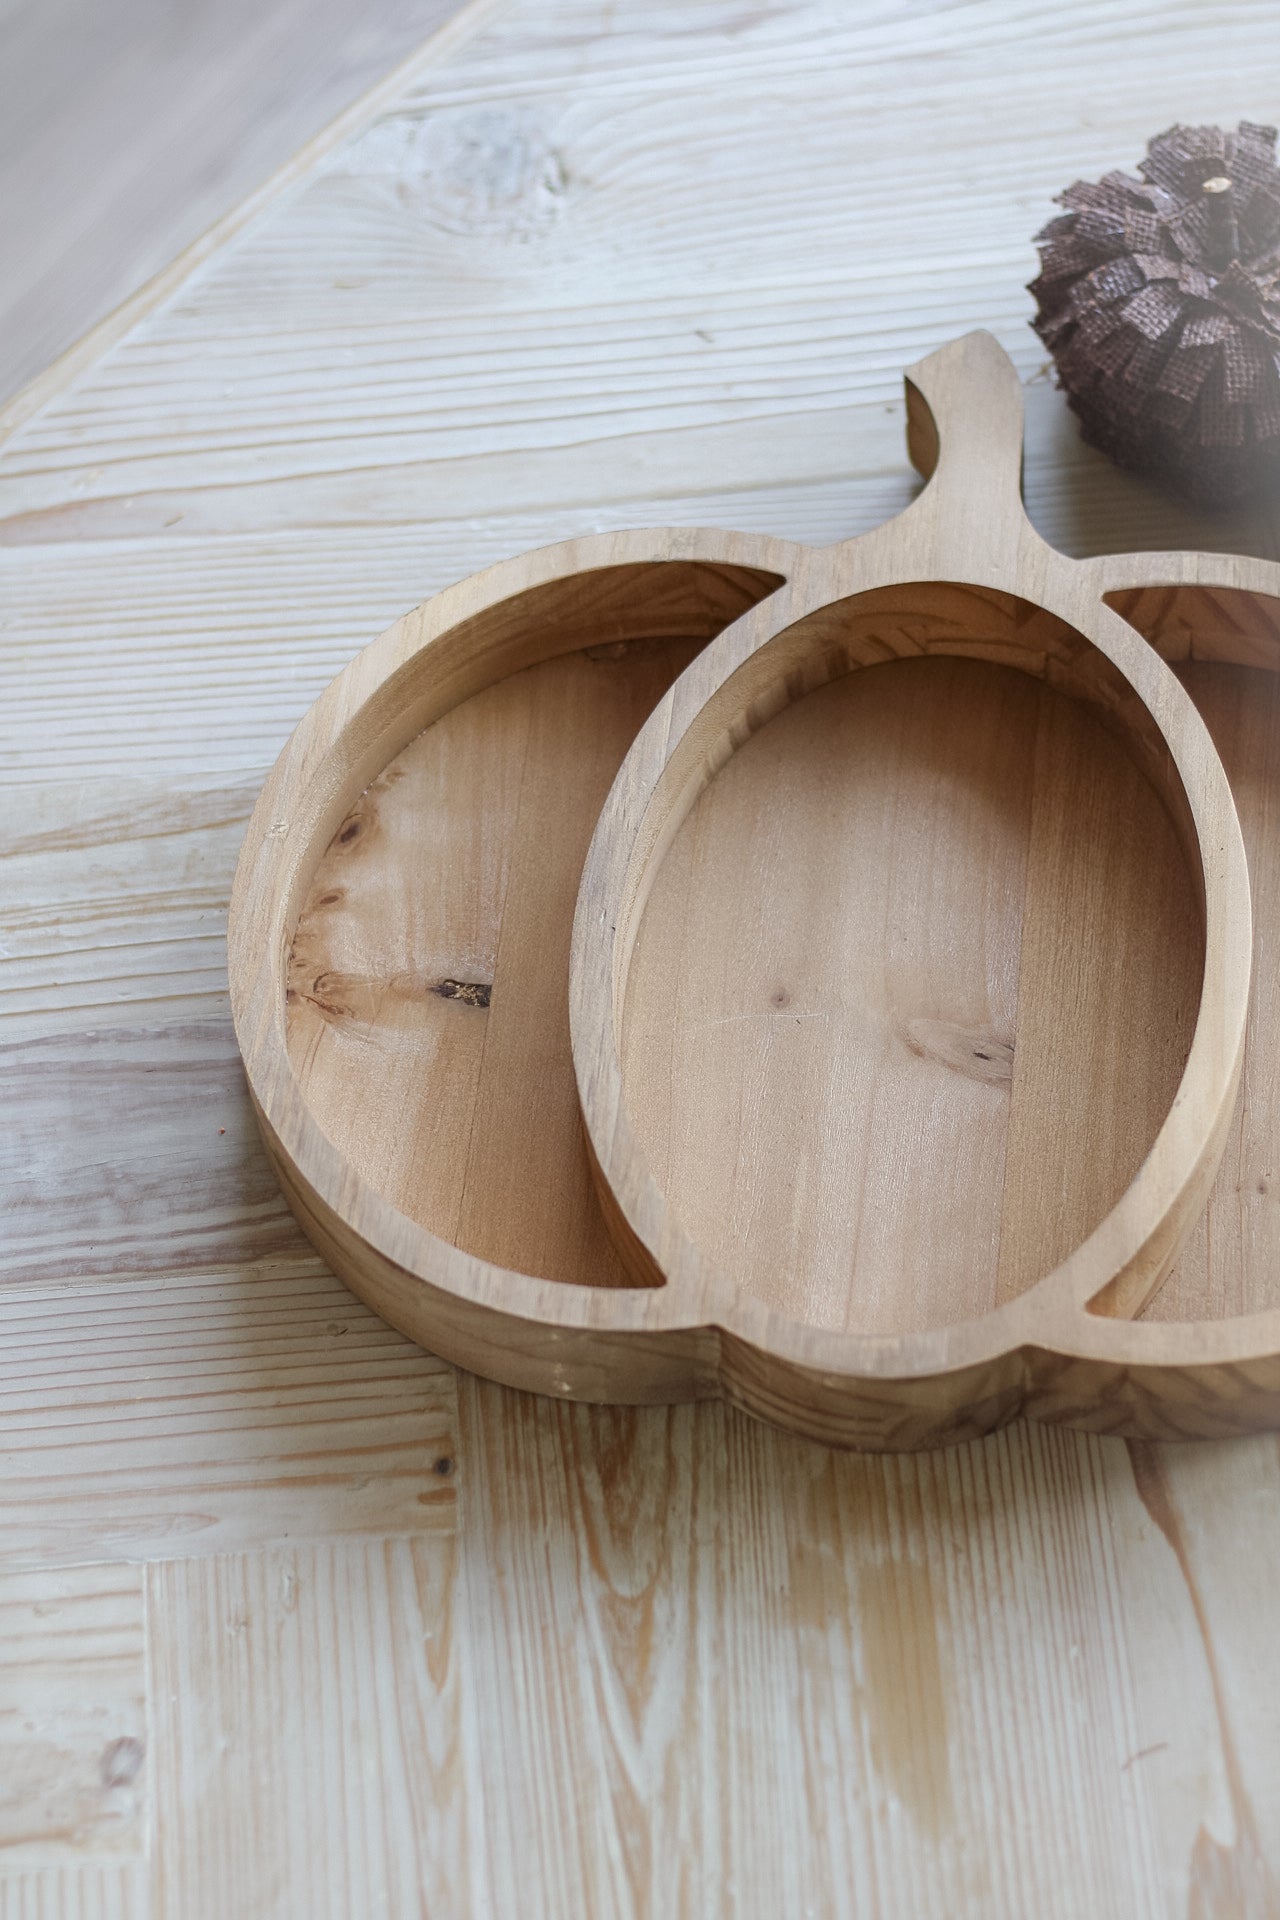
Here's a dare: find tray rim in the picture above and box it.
[568,561,1253,1353]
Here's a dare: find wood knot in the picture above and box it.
[902,1017,1014,1088]
[101,1735,145,1789]
[432,978,492,1008]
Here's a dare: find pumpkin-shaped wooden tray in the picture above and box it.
[230,331,1279,1450]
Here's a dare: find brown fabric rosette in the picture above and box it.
[1030,122,1280,505]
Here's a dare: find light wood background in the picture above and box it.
[0,0,464,404]
[4,1,1280,1913]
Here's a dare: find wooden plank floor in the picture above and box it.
[3,2,1280,1912]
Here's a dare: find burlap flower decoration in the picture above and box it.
[1030,122,1280,505]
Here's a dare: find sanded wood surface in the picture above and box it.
[286,635,705,1289]
[624,653,1201,1331]
[5,0,1280,1912]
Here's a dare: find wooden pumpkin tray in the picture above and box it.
[229,332,1280,1449]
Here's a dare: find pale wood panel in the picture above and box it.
[0,1566,145,1866]
[5,7,1280,556]
[455,1379,1275,1919]
[0,1269,456,1569]
[405,0,1245,98]
[0,1864,145,1920]
[1132,1439,1280,1903]
[5,412,1278,793]
[0,399,916,548]
[1,1020,300,1282]
[0,781,253,1037]
[0,0,466,403]
[147,1541,467,1918]
[0,489,855,785]
[4,376,1269,558]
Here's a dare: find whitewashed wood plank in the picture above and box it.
[147,1541,468,1918]
[1,1019,302,1279]
[0,1269,456,1568]
[406,0,1241,101]
[0,1864,145,1920]
[454,1381,1261,1919]
[1125,1440,1280,1906]
[5,5,1279,535]
[0,481,891,788]
[3,402,1276,790]
[0,0,467,403]
[0,782,254,1034]
[0,349,936,560]
[0,1566,145,1868]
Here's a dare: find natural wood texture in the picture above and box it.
[233,335,1280,1450]
[1156,662,1280,1322]
[0,1566,145,1863]
[285,633,709,1289]
[8,0,1280,1910]
[453,1381,1280,1917]
[0,1267,456,1571]
[228,545,785,1401]
[4,1021,297,1283]
[0,0,468,407]
[0,1865,145,1920]
[147,1541,465,1917]
[623,655,1200,1333]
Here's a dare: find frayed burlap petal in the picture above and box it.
[1030,122,1280,505]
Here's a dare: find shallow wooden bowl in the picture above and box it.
[230,331,1277,1452]
[570,333,1262,1447]
[228,531,798,1398]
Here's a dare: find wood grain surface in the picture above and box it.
[623,652,1201,1332]
[0,0,466,406]
[285,637,705,1290]
[5,0,1280,1911]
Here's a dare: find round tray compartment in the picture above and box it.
[616,642,1202,1342]
[228,533,790,1397]
[568,335,1253,1447]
